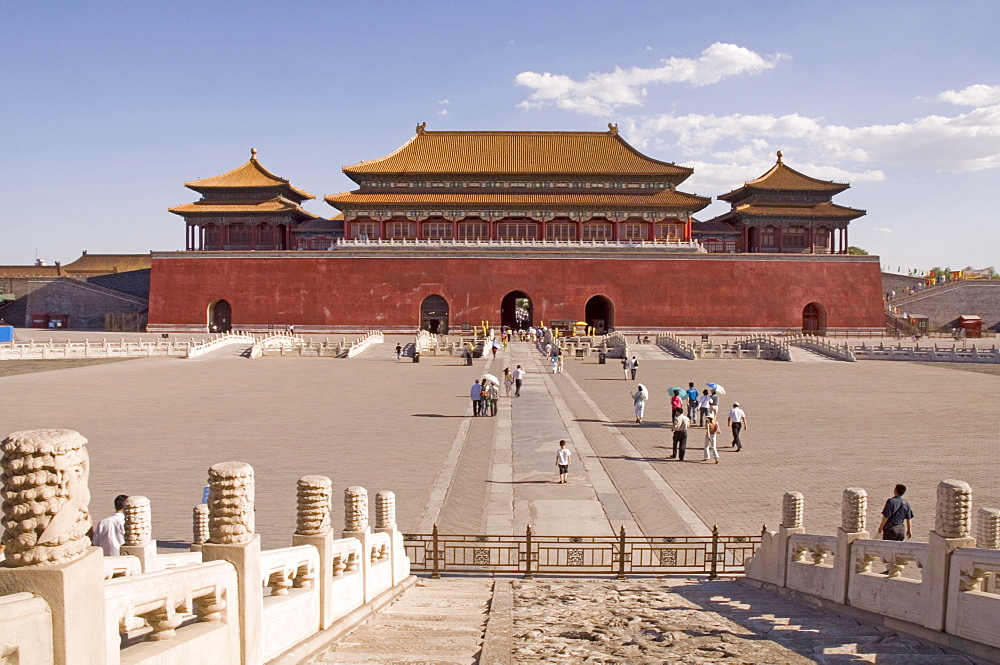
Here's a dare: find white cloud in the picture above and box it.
[873,227,894,233]
[937,84,1000,107]
[515,43,786,115]
[437,109,448,115]
[437,99,450,105]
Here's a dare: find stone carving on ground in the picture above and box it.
[0,428,92,566]
[296,475,332,536]
[206,461,255,544]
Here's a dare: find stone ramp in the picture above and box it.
[309,578,493,664]
[788,345,837,362]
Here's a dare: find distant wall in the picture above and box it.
[149,252,886,332]
[892,281,1000,331]
[24,278,148,329]
[87,269,151,299]
[881,272,925,296]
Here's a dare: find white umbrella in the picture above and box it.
[706,383,726,394]
[482,373,500,385]
[636,384,649,400]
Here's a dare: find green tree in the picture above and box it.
[847,246,869,255]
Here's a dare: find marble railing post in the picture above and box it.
[746,491,805,587]
[375,491,410,585]
[777,491,807,586]
[977,508,1000,550]
[343,486,374,602]
[835,488,869,603]
[191,503,209,552]
[291,475,336,629]
[200,461,260,665]
[120,495,157,572]
[0,429,106,665]
[925,480,976,631]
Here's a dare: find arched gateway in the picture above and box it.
[208,299,232,333]
[420,295,449,334]
[501,291,532,329]
[802,302,826,335]
[585,295,614,333]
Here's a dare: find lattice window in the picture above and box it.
[619,223,647,240]
[545,223,577,241]
[457,222,490,239]
[227,223,251,246]
[582,222,612,240]
[784,226,807,248]
[256,224,274,246]
[655,223,684,240]
[204,225,222,249]
[385,222,416,239]
[422,222,452,239]
[760,225,777,248]
[351,222,380,239]
[497,222,539,240]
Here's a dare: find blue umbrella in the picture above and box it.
[706,383,727,394]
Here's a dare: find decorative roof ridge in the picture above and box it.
[718,151,849,199]
[184,149,315,199]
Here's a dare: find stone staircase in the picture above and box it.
[308,578,493,664]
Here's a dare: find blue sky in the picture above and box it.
[1,1,998,271]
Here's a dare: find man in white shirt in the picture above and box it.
[555,440,572,484]
[512,365,525,397]
[727,403,748,452]
[91,494,128,556]
[669,412,691,461]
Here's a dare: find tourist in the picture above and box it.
[630,356,639,380]
[632,384,648,423]
[487,381,499,417]
[697,389,712,427]
[91,494,128,556]
[670,391,683,420]
[621,357,630,380]
[686,382,699,422]
[470,379,483,416]
[556,353,564,374]
[555,440,572,484]
[727,402,748,451]
[513,365,525,397]
[878,484,914,541]
[551,354,559,373]
[491,341,499,359]
[503,367,513,397]
[710,390,720,420]
[703,414,720,464]
[669,411,690,460]
[395,343,402,360]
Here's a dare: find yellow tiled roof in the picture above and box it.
[0,265,68,278]
[729,202,865,219]
[168,199,320,218]
[719,153,848,200]
[185,151,314,199]
[61,253,152,275]
[342,128,693,178]
[325,189,709,209]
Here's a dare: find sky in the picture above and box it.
[1,0,998,272]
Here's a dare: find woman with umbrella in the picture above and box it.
[632,384,649,423]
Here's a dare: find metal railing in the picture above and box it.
[403,525,760,579]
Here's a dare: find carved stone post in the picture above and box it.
[746,491,805,588]
[200,461,261,665]
[291,475,337,629]
[121,495,157,572]
[834,488,869,603]
[375,491,410,585]
[343,486,374,602]
[925,480,976,631]
[191,503,209,552]
[977,507,1000,550]
[0,429,106,665]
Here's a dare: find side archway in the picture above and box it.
[208,299,232,333]
[420,294,449,334]
[585,295,614,333]
[501,291,532,330]
[802,302,826,335]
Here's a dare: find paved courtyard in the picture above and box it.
[1,332,997,548]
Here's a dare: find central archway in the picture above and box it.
[802,302,826,335]
[420,294,449,334]
[501,291,532,329]
[208,299,232,333]
[585,295,614,333]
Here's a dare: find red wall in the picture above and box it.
[148,253,886,331]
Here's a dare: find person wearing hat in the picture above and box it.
[727,402,748,451]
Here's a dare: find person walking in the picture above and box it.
[503,367,513,397]
[550,355,559,373]
[555,440,572,484]
[669,411,690,460]
[727,402,748,451]
[632,384,648,423]
[697,389,712,427]
[686,382,700,423]
[556,353,564,373]
[512,365,525,397]
[621,356,630,380]
[710,389,720,420]
[703,414,720,463]
[91,494,128,556]
[487,381,499,416]
[470,379,483,416]
[878,484,914,541]
[629,356,639,380]
[670,391,683,420]
[395,343,403,360]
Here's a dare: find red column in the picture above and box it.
[844,226,849,253]
[777,226,784,253]
[809,226,815,253]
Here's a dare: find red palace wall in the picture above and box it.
[148,251,886,332]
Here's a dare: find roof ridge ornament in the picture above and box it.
[416,122,427,134]
[251,147,258,160]
[776,150,783,163]
[608,123,619,135]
